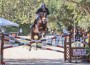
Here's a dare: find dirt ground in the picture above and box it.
[3,46,90,65]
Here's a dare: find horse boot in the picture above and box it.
[43,33,45,37]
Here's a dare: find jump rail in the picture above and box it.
[1,33,88,64]
[1,33,65,65]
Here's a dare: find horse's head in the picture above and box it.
[38,12,47,24]
[39,12,46,18]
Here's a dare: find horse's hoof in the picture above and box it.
[29,49,31,51]
[36,48,37,50]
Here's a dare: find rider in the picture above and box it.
[30,3,49,28]
[36,3,49,20]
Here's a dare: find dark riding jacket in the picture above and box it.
[36,7,49,15]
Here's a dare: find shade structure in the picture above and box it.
[0,18,19,27]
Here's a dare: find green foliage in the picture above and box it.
[19,23,30,35]
[0,0,90,35]
[5,26,18,33]
[85,44,90,58]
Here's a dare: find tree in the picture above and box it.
[0,0,90,35]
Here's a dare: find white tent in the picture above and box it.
[0,18,19,27]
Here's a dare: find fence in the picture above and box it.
[0,33,90,64]
[0,33,65,65]
[64,34,90,62]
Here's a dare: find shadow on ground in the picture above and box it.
[5,59,63,65]
[4,59,90,65]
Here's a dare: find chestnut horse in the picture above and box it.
[31,12,48,40]
[29,12,48,50]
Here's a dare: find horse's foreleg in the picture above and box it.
[29,45,32,51]
[36,43,38,50]
[41,32,44,38]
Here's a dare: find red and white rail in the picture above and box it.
[4,33,31,41]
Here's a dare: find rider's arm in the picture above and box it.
[36,8,41,14]
[46,8,49,15]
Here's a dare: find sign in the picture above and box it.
[73,49,86,56]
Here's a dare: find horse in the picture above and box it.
[31,12,48,40]
[30,12,48,50]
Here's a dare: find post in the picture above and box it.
[0,34,1,64]
[69,34,71,63]
[64,36,66,61]
[88,33,90,47]
[1,33,5,65]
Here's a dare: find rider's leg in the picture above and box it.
[30,19,37,28]
[36,14,40,21]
